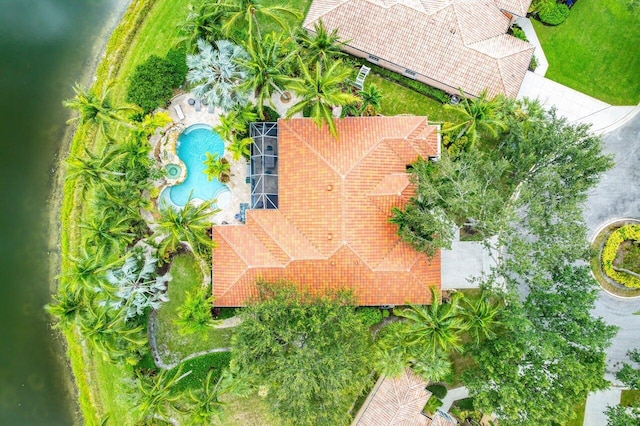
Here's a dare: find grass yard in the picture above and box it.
[532,0,640,105]
[155,253,233,363]
[563,398,586,426]
[366,74,458,122]
[621,389,640,407]
[222,392,279,426]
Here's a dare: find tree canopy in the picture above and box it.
[230,281,373,426]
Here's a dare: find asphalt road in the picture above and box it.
[583,113,640,382]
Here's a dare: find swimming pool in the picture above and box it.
[159,124,231,209]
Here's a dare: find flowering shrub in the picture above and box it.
[602,224,640,288]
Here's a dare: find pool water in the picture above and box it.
[159,124,231,208]
[165,163,181,178]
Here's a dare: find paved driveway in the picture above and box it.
[583,113,640,381]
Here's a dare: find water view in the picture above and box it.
[0,0,129,424]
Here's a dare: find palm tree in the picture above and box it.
[186,39,250,114]
[459,292,503,346]
[286,59,360,138]
[411,349,452,383]
[227,134,253,160]
[186,370,231,425]
[66,145,126,192]
[173,288,217,336]
[77,301,147,362]
[63,82,139,137]
[296,20,346,66]
[80,213,136,253]
[236,32,296,118]
[443,89,507,147]
[136,366,192,421]
[203,152,231,182]
[396,287,469,358]
[152,195,218,262]
[179,3,226,52]
[45,285,87,329]
[215,103,258,141]
[358,84,383,116]
[64,244,123,292]
[217,0,302,41]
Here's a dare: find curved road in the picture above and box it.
[583,113,640,382]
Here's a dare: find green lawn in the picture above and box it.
[621,389,640,407]
[366,74,458,122]
[563,398,586,426]
[155,253,233,363]
[532,0,640,105]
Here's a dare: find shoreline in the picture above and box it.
[46,1,133,423]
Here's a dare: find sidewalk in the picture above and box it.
[584,389,621,426]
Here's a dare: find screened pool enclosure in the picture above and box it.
[249,122,278,209]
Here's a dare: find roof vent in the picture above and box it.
[450,28,456,34]
[327,233,333,240]
[327,184,333,191]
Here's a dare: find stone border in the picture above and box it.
[590,218,640,299]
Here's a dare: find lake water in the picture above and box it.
[0,0,130,424]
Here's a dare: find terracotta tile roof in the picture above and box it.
[212,117,441,306]
[355,369,431,426]
[303,0,534,98]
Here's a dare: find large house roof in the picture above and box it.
[355,369,431,426]
[303,0,534,98]
[212,117,441,307]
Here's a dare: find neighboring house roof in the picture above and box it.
[212,116,441,307]
[354,369,431,426]
[303,0,534,98]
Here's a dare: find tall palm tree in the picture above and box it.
[459,292,503,346]
[64,244,123,292]
[152,196,218,262]
[136,366,192,421]
[77,301,147,362]
[63,82,139,137]
[286,59,360,138]
[217,0,302,41]
[187,39,250,114]
[45,285,87,329]
[227,134,253,160]
[296,20,346,66]
[179,3,226,52]
[215,103,258,141]
[396,287,469,358]
[203,152,231,182]
[236,32,296,119]
[444,89,507,147]
[66,145,126,192]
[79,213,136,254]
[359,84,383,116]
[186,370,231,425]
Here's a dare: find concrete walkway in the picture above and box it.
[440,386,469,412]
[514,17,639,134]
[441,240,496,290]
[584,389,622,426]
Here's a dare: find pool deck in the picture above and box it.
[163,93,251,226]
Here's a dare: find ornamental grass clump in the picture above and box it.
[601,224,640,289]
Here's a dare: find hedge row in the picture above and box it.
[602,224,640,289]
[348,57,450,104]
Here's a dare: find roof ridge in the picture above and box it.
[344,117,426,177]
[374,239,422,271]
[245,214,292,266]
[280,119,346,178]
[250,210,323,260]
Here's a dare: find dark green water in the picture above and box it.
[0,1,129,424]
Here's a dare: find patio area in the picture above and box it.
[155,93,252,225]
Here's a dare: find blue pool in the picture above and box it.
[159,124,231,208]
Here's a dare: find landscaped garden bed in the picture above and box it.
[591,220,640,297]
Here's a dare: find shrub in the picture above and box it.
[601,224,640,289]
[423,394,443,415]
[173,288,216,336]
[169,352,231,391]
[126,48,187,113]
[355,307,383,327]
[426,383,448,399]
[539,3,571,25]
[262,105,280,122]
[510,24,528,41]
[350,57,450,103]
